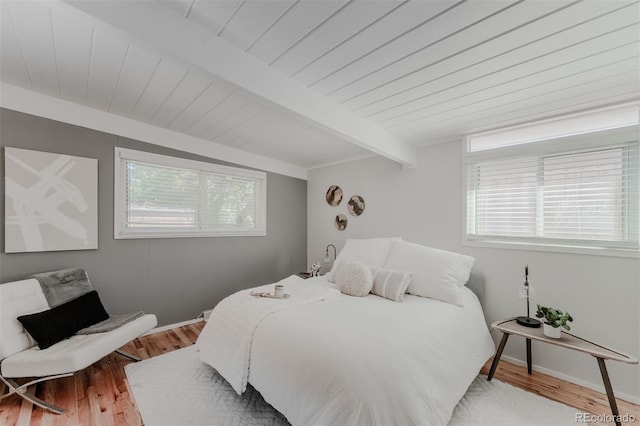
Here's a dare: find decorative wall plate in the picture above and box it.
[335,214,348,231]
[347,195,365,216]
[326,185,343,206]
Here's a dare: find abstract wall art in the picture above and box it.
[4,147,98,253]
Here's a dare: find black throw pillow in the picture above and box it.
[17,290,109,349]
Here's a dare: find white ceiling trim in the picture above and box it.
[59,0,417,168]
[0,83,308,180]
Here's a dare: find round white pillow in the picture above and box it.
[335,260,373,297]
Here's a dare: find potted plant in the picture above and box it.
[535,305,573,339]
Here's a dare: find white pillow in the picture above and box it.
[384,240,474,306]
[371,268,413,302]
[329,237,400,283]
[335,261,373,297]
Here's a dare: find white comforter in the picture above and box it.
[247,276,495,426]
[196,275,340,394]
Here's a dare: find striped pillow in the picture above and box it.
[371,269,413,302]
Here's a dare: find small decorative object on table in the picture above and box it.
[274,285,284,298]
[536,305,573,339]
[310,261,321,277]
[516,265,541,328]
[250,290,290,299]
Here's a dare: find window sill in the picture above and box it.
[114,229,266,239]
[462,238,639,258]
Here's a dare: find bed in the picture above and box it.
[197,238,496,425]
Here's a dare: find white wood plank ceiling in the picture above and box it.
[1,0,638,173]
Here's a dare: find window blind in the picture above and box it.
[126,162,200,229]
[467,103,639,152]
[466,141,639,250]
[115,148,266,238]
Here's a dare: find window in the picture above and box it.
[114,148,266,238]
[464,108,639,255]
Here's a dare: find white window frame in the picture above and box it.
[462,125,639,258]
[114,147,267,239]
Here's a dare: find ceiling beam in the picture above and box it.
[1,83,308,180]
[56,0,417,168]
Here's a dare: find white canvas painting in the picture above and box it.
[4,147,98,253]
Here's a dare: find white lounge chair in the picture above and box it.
[0,277,157,414]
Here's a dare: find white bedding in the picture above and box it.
[198,275,495,425]
[248,276,495,426]
[196,275,340,394]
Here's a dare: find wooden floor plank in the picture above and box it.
[51,375,76,426]
[1,320,638,425]
[16,398,32,426]
[0,393,22,425]
[73,370,91,426]
[480,360,640,423]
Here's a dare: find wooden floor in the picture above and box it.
[1,321,638,425]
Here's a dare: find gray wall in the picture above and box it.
[308,140,640,402]
[0,108,307,326]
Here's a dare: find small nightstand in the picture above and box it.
[488,317,638,426]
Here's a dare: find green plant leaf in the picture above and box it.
[535,305,573,328]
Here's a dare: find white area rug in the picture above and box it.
[125,346,580,426]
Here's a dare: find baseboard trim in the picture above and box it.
[501,355,640,405]
[143,318,204,336]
